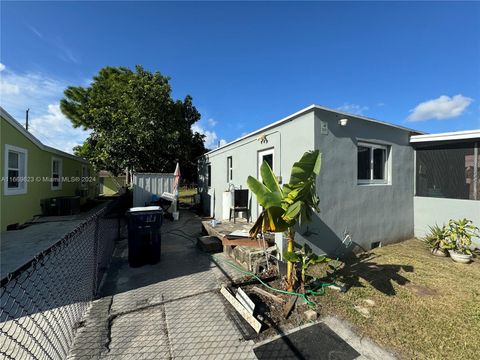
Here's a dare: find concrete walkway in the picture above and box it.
[0,201,110,279]
[68,210,256,360]
[67,210,396,360]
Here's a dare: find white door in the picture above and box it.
[257,148,275,217]
[257,148,274,178]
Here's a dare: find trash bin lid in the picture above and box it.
[128,206,162,213]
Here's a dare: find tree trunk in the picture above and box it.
[286,227,295,291]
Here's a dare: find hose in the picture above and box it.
[165,228,339,306]
[213,253,336,306]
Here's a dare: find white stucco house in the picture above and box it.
[198,104,480,255]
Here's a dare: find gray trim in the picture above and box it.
[204,104,423,156]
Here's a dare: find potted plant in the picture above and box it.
[445,218,479,264]
[423,224,449,257]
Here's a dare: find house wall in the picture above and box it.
[198,111,315,220]
[302,108,415,255]
[1,117,96,230]
[414,197,480,248]
[198,107,416,257]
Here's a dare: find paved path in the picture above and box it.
[0,201,110,279]
[68,211,256,360]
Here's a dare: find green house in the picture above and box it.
[1,107,96,231]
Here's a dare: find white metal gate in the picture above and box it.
[132,173,175,207]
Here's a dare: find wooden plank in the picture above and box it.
[220,287,262,333]
[236,287,255,315]
[283,295,298,319]
[251,286,285,304]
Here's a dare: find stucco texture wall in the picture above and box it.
[414,196,480,248]
[198,108,416,257]
[305,108,415,255]
[198,111,315,220]
[1,118,96,230]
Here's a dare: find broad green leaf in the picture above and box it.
[283,201,303,222]
[260,161,283,196]
[289,150,321,185]
[247,176,282,208]
[283,251,301,263]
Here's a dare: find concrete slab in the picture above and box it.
[197,235,223,253]
[68,210,396,360]
[68,210,256,359]
[254,318,397,360]
[1,220,84,279]
[0,201,111,279]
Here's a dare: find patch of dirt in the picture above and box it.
[231,271,323,342]
[404,283,439,296]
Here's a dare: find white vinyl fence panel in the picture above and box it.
[133,173,175,207]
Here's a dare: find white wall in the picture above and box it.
[414,196,480,248]
[198,111,315,220]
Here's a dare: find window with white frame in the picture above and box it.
[227,156,233,182]
[51,157,62,190]
[4,145,28,195]
[357,142,389,184]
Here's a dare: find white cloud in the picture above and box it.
[192,124,226,149]
[407,94,473,121]
[337,103,369,116]
[27,25,80,64]
[0,63,5,72]
[0,66,89,153]
[28,25,44,40]
[207,118,217,127]
[29,104,90,153]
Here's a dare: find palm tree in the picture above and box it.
[247,150,321,291]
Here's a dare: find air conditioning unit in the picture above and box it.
[41,196,81,216]
[77,189,89,198]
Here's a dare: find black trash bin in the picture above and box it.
[127,206,163,267]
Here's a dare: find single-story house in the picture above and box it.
[198,104,479,255]
[1,107,96,231]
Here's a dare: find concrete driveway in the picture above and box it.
[68,210,256,360]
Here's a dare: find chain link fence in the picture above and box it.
[0,195,129,360]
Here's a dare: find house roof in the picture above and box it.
[204,104,423,156]
[0,106,89,163]
[410,129,480,143]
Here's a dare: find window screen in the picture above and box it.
[416,141,478,200]
[357,146,370,180]
[357,142,388,183]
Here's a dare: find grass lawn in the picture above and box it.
[317,239,480,359]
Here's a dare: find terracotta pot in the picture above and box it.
[431,248,448,257]
[448,250,473,264]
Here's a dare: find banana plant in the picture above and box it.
[247,150,321,291]
[283,242,330,293]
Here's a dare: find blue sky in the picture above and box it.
[1,1,479,152]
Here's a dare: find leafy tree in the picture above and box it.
[247,150,321,291]
[60,65,206,182]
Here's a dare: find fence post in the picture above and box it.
[92,213,100,296]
